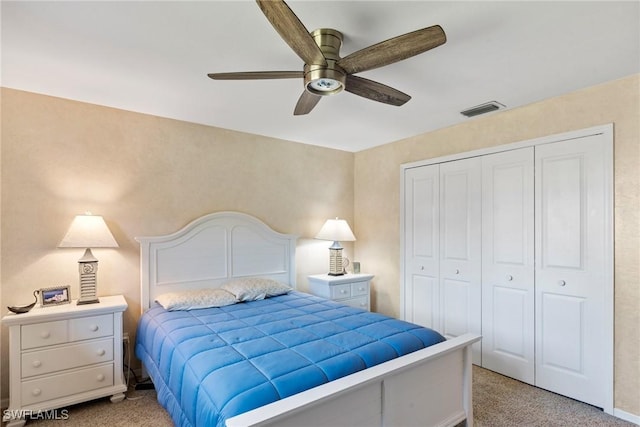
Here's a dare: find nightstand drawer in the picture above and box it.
[22,363,114,405]
[22,320,68,350]
[351,282,369,296]
[70,314,113,341]
[330,283,352,300]
[343,296,369,310]
[22,338,114,378]
[308,274,374,312]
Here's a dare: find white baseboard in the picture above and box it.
[614,407,640,425]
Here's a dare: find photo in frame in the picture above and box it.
[39,285,71,307]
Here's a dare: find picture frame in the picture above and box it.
[39,285,71,307]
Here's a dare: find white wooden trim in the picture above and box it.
[400,124,614,414]
[401,124,613,170]
[602,124,615,415]
[399,166,408,321]
[613,408,640,425]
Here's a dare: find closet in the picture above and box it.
[400,126,613,412]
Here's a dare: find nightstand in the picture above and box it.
[2,295,128,427]
[308,273,374,311]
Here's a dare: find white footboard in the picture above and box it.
[226,333,481,427]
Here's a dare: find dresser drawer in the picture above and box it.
[330,283,352,300]
[21,363,114,405]
[351,282,369,296]
[70,314,113,341]
[22,320,68,350]
[22,338,114,378]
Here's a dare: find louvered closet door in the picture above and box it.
[535,134,611,408]
[403,165,440,330]
[439,157,482,365]
[481,148,535,384]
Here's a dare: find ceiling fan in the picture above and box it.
[208,0,446,115]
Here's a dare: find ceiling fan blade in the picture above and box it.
[337,25,446,75]
[256,0,327,66]
[294,90,322,115]
[208,71,303,80]
[345,75,411,106]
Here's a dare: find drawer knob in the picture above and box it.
[97,349,106,356]
[40,331,51,339]
[358,287,365,291]
[506,275,513,281]
[340,290,347,294]
[90,325,99,332]
[32,388,42,396]
[558,280,566,286]
[32,360,42,368]
[455,269,460,275]
[97,374,105,382]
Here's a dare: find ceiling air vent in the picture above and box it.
[460,101,505,118]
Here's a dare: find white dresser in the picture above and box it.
[2,295,128,427]
[307,273,374,311]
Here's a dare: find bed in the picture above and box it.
[135,211,480,427]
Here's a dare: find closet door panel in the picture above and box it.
[442,278,471,337]
[403,165,440,330]
[439,157,482,364]
[535,134,611,408]
[481,148,535,384]
[410,276,439,329]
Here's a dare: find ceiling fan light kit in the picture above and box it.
[304,29,345,96]
[208,0,446,115]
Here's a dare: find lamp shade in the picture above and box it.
[58,214,118,248]
[315,218,356,242]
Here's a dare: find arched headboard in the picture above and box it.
[136,212,297,312]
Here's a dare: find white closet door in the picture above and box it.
[439,157,482,364]
[403,165,440,330]
[535,134,611,408]
[481,148,535,384]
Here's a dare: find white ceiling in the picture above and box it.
[2,1,639,152]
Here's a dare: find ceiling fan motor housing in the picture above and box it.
[304,28,346,96]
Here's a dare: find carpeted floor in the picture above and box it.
[472,366,633,427]
[15,366,635,426]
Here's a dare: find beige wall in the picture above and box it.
[0,88,355,399]
[354,74,640,415]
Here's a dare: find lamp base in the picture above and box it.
[78,253,100,306]
[77,297,100,305]
[327,247,345,276]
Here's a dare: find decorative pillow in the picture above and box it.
[221,277,292,302]
[155,288,237,311]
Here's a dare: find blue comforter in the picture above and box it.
[136,291,445,427]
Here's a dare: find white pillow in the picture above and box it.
[221,277,292,302]
[155,288,237,311]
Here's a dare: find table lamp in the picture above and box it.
[315,218,356,276]
[58,213,118,304]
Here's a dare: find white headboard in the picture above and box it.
[136,211,297,312]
